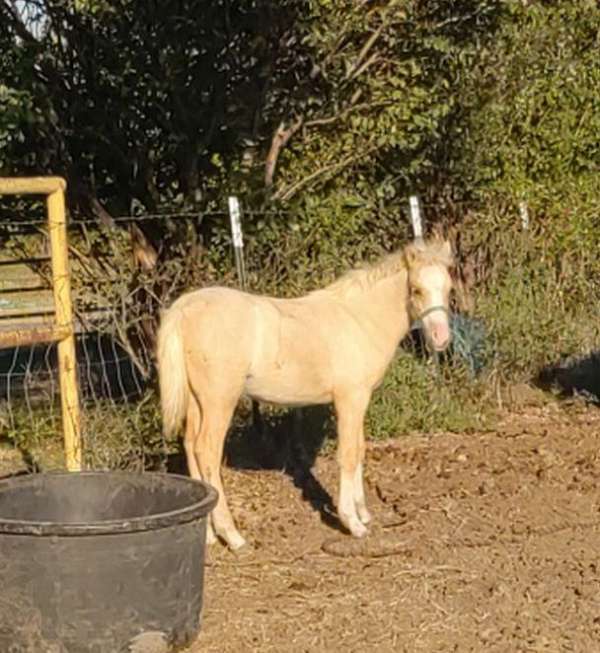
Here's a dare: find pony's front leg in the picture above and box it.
[334,390,371,538]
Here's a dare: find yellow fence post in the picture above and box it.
[47,184,82,471]
[0,176,82,471]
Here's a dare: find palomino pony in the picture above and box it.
[157,238,453,549]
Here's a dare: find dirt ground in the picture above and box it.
[1,399,599,652]
[188,401,600,653]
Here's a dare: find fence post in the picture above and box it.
[227,196,247,289]
[47,184,82,471]
[0,177,82,471]
[227,197,266,434]
[409,195,424,240]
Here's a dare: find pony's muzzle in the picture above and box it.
[423,315,451,352]
[431,327,451,351]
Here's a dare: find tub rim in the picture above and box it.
[0,471,218,537]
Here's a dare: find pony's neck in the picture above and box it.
[337,269,411,349]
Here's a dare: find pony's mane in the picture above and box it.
[323,251,406,297]
[321,239,452,298]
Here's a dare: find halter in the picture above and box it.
[412,305,449,330]
[418,305,449,321]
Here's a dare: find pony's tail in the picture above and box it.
[156,305,188,437]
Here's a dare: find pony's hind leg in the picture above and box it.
[194,396,246,550]
[184,398,217,545]
[334,389,371,538]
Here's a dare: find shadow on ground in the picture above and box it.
[159,402,342,533]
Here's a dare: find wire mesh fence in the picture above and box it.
[0,208,169,472]
[0,321,168,472]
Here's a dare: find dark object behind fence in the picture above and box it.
[536,352,600,404]
[0,333,146,407]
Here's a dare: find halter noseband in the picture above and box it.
[418,305,449,321]
[412,305,449,330]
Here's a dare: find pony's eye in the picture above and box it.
[413,289,423,299]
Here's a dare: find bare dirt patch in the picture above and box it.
[189,403,600,652]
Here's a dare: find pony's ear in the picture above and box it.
[404,240,424,267]
[441,239,453,265]
[428,238,453,267]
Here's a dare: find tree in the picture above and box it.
[0,0,305,218]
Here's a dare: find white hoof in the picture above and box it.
[225,530,247,551]
[341,513,368,538]
[357,505,372,525]
[350,519,368,538]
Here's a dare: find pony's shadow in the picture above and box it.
[162,402,342,532]
[228,403,342,532]
[535,351,600,404]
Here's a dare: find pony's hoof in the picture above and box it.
[226,531,247,551]
[231,541,254,559]
[352,523,368,538]
[346,517,368,538]
[358,507,372,525]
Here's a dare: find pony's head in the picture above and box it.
[404,238,454,352]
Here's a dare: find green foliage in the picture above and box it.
[4,391,176,472]
[0,86,31,164]
[266,0,505,205]
[205,195,413,298]
[0,0,304,212]
[465,208,600,381]
[0,0,507,213]
[448,2,600,201]
[367,349,491,439]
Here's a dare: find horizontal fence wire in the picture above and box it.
[0,211,227,228]
[0,196,494,228]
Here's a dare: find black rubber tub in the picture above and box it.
[0,471,218,653]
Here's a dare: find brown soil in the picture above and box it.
[189,403,600,653]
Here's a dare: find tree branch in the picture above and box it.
[302,98,397,130]
[349,51,381,81]
[90,197,116,229]
[264,117,304,187]
[346,23,384,80]
[130,223,158,272]
[273,146,379,202]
